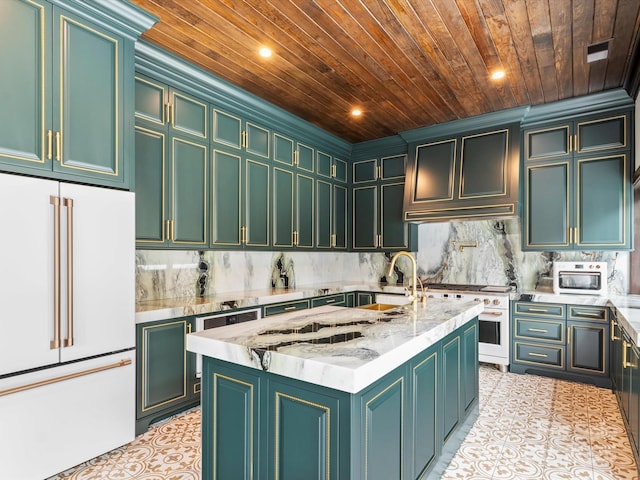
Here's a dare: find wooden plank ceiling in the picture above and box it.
[130,0,640,143]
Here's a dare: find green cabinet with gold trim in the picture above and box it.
[0,0,143,188]
[199,317,479,479]
[522,111,633,251]
[136,317,199,435]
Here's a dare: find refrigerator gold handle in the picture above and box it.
[46,130,53,160]
[50,196,61,349]
[63,198,74,347]
[0,359,132,398]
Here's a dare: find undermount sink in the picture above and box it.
[357,303,401,311]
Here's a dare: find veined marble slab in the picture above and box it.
[186,300,483,393]
[135,282,411,324]
[515,291,610,306]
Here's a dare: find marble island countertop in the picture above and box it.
[186,299,483,393]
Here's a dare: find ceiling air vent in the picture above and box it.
[586,40,610,63]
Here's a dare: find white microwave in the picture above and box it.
[553,261,608,295]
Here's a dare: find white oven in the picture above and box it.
[194,307,261,377]
[426,285,511,372]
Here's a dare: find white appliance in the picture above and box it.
[553,261,608,295]
[425,284,511,372]
[194,308,262,377]
[0,173,136,480]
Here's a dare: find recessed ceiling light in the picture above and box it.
[259,47,272,58]
[351,108,362,117]
[491,70,505,80]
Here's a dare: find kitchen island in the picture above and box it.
[187,298,483,480]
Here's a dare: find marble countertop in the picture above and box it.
[186,299,483,393]
[135,282,406,324]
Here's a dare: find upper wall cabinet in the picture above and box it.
[0,0,154,189]
[135,75,208,141]
[522,110,633,251]
[400,110,525,222]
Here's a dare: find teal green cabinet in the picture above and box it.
[511,301,610,387]
[272,133,315,249]
[211,109,271,249]
[403,122,521,222]
[316,179,348,250]
[136,317,199,435]
[352,154,417,251]
[0,0,139,188]
[135,75,208,141]
[522,112,632,250]
[199,317,479,479]
[263,299,310,317]
[134,124,208,247]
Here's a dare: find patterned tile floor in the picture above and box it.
[49,365,637,480]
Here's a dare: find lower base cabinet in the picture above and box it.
[611,312,640,476]
[135,317,200,435]
[200,318,479,479]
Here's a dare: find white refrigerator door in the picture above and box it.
[0,173,60,375]
[58,183,135,362]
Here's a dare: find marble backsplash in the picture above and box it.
[136,218,630,302]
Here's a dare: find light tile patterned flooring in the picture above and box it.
[49,365,637,480]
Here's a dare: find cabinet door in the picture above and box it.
[380,183,408,249]
[567,321,607,376]
[273,133,294,167]
[412,139,456,202]
[411,349,438,478]
[576,155,629,249]
[246,122,269,159]
[54,8,124,182]
[212,109,241,149]
[332,184,348,249]
[333,157,347,183]
[170,138,207,245]
[170,90,207,139]
[462,322,478,413]
[576,115,627,154]
[381,154,406,180]
[525,125,570,161]
[317,151,332,178]
[0,0,51,169]
[629,343,640,454]
[442,334,461,442]
[272,167,294,248]
[297,143,314,172]
[316,179,333,249]
[245,159,270,247]
[211,149,242,247]
[352,185,378,249]
[135,126,166,244]
[135,76,166,124]
[137,319,190,418]
[524,162,570,249]
[353,159,378,184]
[296,174,314,248]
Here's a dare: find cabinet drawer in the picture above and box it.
[514,302,565,318]
[514,342,564,369]
[568,305,608,323]
[514,318,565,343]
[312,293,345,308]
[263,299,310,317]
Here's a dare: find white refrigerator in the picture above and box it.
[0,173,136,480]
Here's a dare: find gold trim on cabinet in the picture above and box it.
[214,373,254,480]
[47,130,53,160]
[459,128,509,200]
[514,341,565,369]
[50,195,61,350]
[575,154,628,247]
[58,15,119,176]
[55,131,61,162]
[410,138,457,203]
[403,203,515,222]
[524,125,571,161]
[210,148,242,247]
[274,391,330,480]
[575,114,627,154]
[514,318,565,343]
[611,319,621,341]
[352,158,378,184]
[412,351,438,476]
[244,158,271,247]
[134,76,168,125]
[171,91,208,138]
[365,377,404,480]
[140,320,188,412]
[0,359,132,398]
[568,325,606,374]
[63,197,74,347]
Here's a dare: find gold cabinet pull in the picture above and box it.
[165,220,171,241]
[187,323,192,334]
[574,227,578,244]
[55,131,61,161]
[611,320,620,341]
[331,164,336,178]
[240,226,247,244]
[623,340,630,368]
[527,308,549,313]
[528,352,548,358]
[331,233,336,248]
[574,311,601,318]
[527,328,548,333]
[171,220,175,241]
[241,131,247,149]
[284,306,296,311]
[326,299,335,303]
[47,130,53,160]
[63,198,74,347]
[293,150,298,166]
[171,102,175,126]
[50,196,61,350]
[293,230,298,246]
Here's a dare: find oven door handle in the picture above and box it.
[480,311,504,317]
